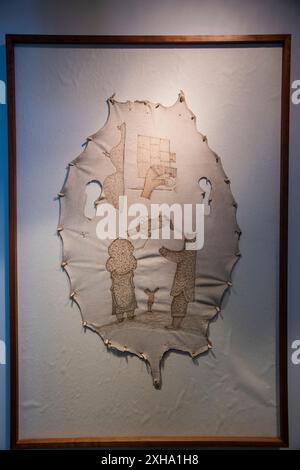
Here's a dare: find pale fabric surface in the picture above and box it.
[58,92,240,387]
[15,46,281,438]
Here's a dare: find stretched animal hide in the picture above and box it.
[58,91,241,388]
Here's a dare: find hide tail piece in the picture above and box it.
[148,353,162,389]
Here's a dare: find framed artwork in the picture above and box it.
[6,34,290,448]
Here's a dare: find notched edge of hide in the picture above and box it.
[93,328,210,389]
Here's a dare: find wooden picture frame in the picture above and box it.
[6,34,291,448]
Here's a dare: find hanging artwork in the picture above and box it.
[9,34,290,448]
[58,91,241,388]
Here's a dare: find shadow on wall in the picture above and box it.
[0,44,9,450]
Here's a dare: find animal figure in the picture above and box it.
[144,287,159,313]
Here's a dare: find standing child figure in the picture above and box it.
[144,287,159,313]
[106,238,138,322]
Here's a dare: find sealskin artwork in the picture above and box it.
[58,91,240,388]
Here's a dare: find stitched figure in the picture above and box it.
[144,287,159,313]
[159,242,196,329]
[106,238,137,322]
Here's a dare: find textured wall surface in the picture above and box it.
[0,0,299,449]
[15,46,280,439]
